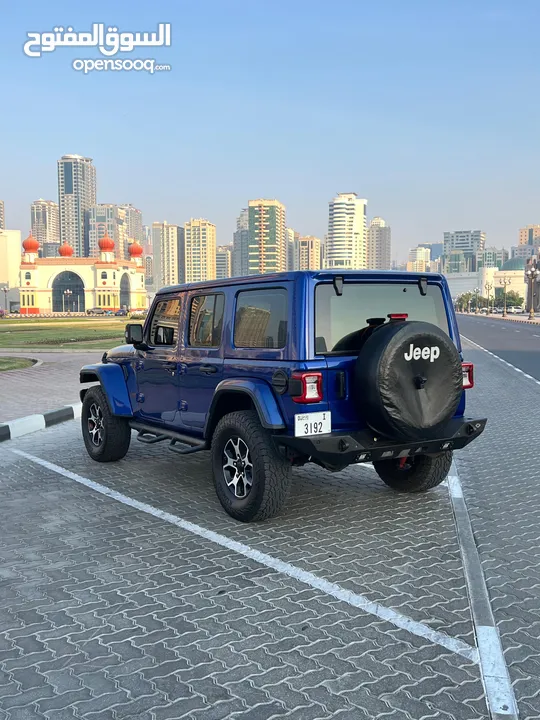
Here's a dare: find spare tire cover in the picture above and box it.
[354,320,463,441]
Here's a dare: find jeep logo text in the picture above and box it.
[404,344,440,362]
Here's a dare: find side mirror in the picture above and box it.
[125,323,146,348]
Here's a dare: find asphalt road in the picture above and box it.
[457,313,540,381]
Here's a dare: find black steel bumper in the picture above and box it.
[275,416,487,469]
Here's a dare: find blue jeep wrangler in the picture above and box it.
[80,271,486,522]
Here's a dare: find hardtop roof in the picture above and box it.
[157,269,446,295]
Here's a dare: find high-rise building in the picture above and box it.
[519,225,540,246]
[232,209,250,277]
[144,255,153,286]
[286,228,300,270]
[407,246,431,273]
[0,229,21,289]
[30,199,60,257]
[418,242,443,261]
[143,225,152,255]
[87,204,129,259]
[152,221,184,288]
[119,204,143,244]
[367,217,391,270]
[476,246,508,270]
[443,230,485,272]
[0,229,22,311]
[184,218,216,283]
[0,200,5,230]
[512,244,540,261]
[325,193,367,269]
[57,154,97,256]
[247,199,287,275]
[216,245,232,279]
[444,250,468,274]
[298,236,321,270]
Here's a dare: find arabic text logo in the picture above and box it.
[23,23,171,58]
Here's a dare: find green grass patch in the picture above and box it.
[0,356,35,371]
[0,318,129,349]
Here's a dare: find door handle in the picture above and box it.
[199,364,218,374]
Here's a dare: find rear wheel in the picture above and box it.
[373,451,452,492]
[81,386,131,462]
[211,410,292,522]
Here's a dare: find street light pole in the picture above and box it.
[485,282,493,314]
[2,286,8,313]
[474,287,480,314]
[525,259,539,321]
[499,276,510,317]
[64,289,73,315]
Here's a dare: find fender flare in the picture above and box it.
[204,378,285,439]
[79,363,133,416]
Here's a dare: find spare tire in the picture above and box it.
[354,320,463,441]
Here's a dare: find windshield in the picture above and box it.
[315,282,449,354]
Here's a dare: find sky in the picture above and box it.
[0,0,539,262]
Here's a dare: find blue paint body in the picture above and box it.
[80,270,469,443]
[79,362,133,416]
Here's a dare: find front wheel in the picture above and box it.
[81,386,131,462]
[211,410,292,522]
[372,451,452,492]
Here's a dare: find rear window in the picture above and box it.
[234,288,288,349]
[315,282,449,354]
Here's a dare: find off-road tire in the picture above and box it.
[373,451,452,492]
[211,410,292,522]
[81,385,131,462]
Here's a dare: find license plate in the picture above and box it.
[294,411,331,437]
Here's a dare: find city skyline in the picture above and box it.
[3,156,538,282]
[1,154,533,267]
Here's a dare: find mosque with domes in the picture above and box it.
[18,231,147,315]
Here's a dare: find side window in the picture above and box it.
[189,294,225,347]
[149,297,181,346]
[234,288,288,349]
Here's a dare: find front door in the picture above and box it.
[179,292,225,429]
[134,295,183,426]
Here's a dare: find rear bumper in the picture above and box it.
[275,416,487,470]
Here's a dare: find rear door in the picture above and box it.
[179,292,225,429]
[315,279,452,433]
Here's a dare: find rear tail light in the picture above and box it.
[462,362,474,389]
[290,372,323,403]
[388,313,408,321]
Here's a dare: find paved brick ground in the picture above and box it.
[457,339,540,720]
[0,346,539,718]
[0,352,99,423]
[1,426,487,718]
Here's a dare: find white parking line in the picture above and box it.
[11,448,478,663]
[448,466,518,719]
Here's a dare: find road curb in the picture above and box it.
[457,312,540,326]
[0,403,82,442]
[0,348,106,354]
